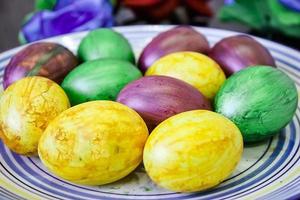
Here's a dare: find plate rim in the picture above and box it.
[0,25,299,60]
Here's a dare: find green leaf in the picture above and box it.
[35,0,57,10]
[218,0,268,30]
[267,0,300,26]
[18,31,27,44]
[218,0,300,38]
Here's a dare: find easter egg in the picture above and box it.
[61,59,142,105]
[38,101,148,185]
[0,76,70,155]
[143,110,243,192]
[214,66,298,142]
[209,35,275,76]
[78,29,135,63]
[3,42,78,89]
[138,26,209,73]
[117,75,211,130]
[145,52,226,99]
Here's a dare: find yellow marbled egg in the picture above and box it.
[145,52,226,99]
[143,110,243,192]
[38,101,149,185]
[0,76,70,155]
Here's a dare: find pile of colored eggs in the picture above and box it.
[0,26,298,192]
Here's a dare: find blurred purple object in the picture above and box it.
[53,0,75,10]
[224,0,235,5]
[280,0,300,12]
[22,0,114,43]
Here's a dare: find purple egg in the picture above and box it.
[138,26,210,73]
[209,35,276,76]
[117,75,211,131]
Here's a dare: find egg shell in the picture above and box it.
[138,26,209,73]
[209,35,276,76]
[214,66,298,142]
[143,110,243,192]
[145,51,226,99]
[3,42,78,89]
[61,59,142,105]
[78,29,135,63]
[38,101,148,185]
[0,76,70,155]
[117,75,211,130]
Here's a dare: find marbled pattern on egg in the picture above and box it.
[62,59,142,105]
[0,76,70,155]
[38,101,148,185]
[145,52,226,99]
[3,42,78,89]
[215,66,298,142]
[143,110,243,192]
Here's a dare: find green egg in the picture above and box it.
[214,66,298,142]
[61,59,142,105]
[78,29,135,63]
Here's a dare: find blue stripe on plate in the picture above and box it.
[229,118,299,199]
[0,187,25,200]
[255,115,300,199]
[0,145,71,200]
[264,176,300,199]
[2,122,289,200]
[0,158,57,200]
[25,136,272,197]
[191,123,293,200]
[208,139,272,183]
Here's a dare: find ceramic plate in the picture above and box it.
[0,25,299,200]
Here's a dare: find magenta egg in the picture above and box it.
[117,76,211,130]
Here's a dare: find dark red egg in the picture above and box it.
[209,35,276,76]
[3,42,78,89]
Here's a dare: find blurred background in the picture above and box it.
[0,0,299,52]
